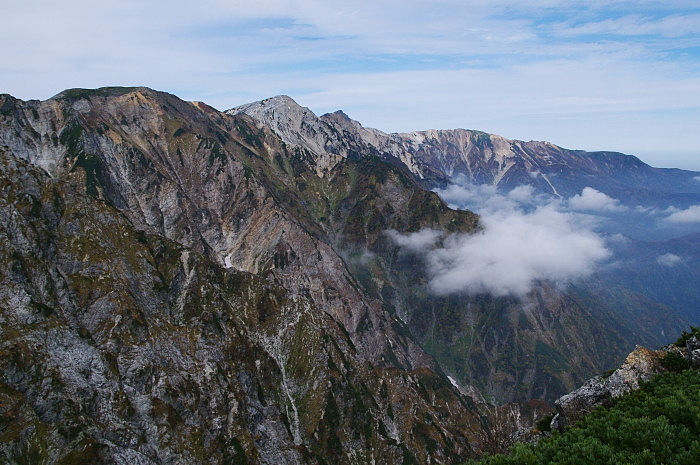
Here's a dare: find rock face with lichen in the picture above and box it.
[0,88,484,464]
[688,336,700,368]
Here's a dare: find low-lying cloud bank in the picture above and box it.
[388,206,609,296]
[569,187,626,212]
[388,182,612,296]
[665,205,700,224]
[657,253,683,267]
[389,179,700,296]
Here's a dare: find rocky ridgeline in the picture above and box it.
[229,95,700,199]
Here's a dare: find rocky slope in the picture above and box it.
[0,88,486,464]
[0,87,453,370]
[0,149,482,464]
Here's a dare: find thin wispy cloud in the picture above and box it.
[550,13,700,38]
[1,0,699,168]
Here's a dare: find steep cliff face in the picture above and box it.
[0,89,489,463]
[0,87,447,370]
[0,146,483,464]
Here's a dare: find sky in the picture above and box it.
[2,0,700,169]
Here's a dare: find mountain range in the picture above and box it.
[1,86,698,464]
[229,95,700,204]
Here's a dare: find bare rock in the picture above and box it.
[551,345,663,429]
[687,336,700,369]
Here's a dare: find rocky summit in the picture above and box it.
[0,87,697,464]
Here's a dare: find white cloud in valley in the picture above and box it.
[665,205,700,223]
[657,253,683,267]
[568,187,626,212]
[389,183,612,296]
[388,228,442,252]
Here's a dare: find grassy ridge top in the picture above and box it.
[51,86,144,101]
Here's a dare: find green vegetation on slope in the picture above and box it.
[467,369,700,465]
[674,326,700,348]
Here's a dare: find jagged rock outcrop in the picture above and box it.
[688,336,700,368]
[551,345,671,429]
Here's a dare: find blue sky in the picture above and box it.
[2,0,700,169]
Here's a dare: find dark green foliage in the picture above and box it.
[0,97,17,116]
[535,340,570,374]
[226,440,249,465]
[471,131,492,150]
[674,326,700,347]
[234,120,265,148]
[59,122,84,155]
[467,369,700,465]
[535,415,553,433]
[660,351,689,372]
[71,152,104,197]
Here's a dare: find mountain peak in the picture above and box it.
[261,94,298,105]
[226,94,309,119]
[226,95,347,173]
[320,109,358,127]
